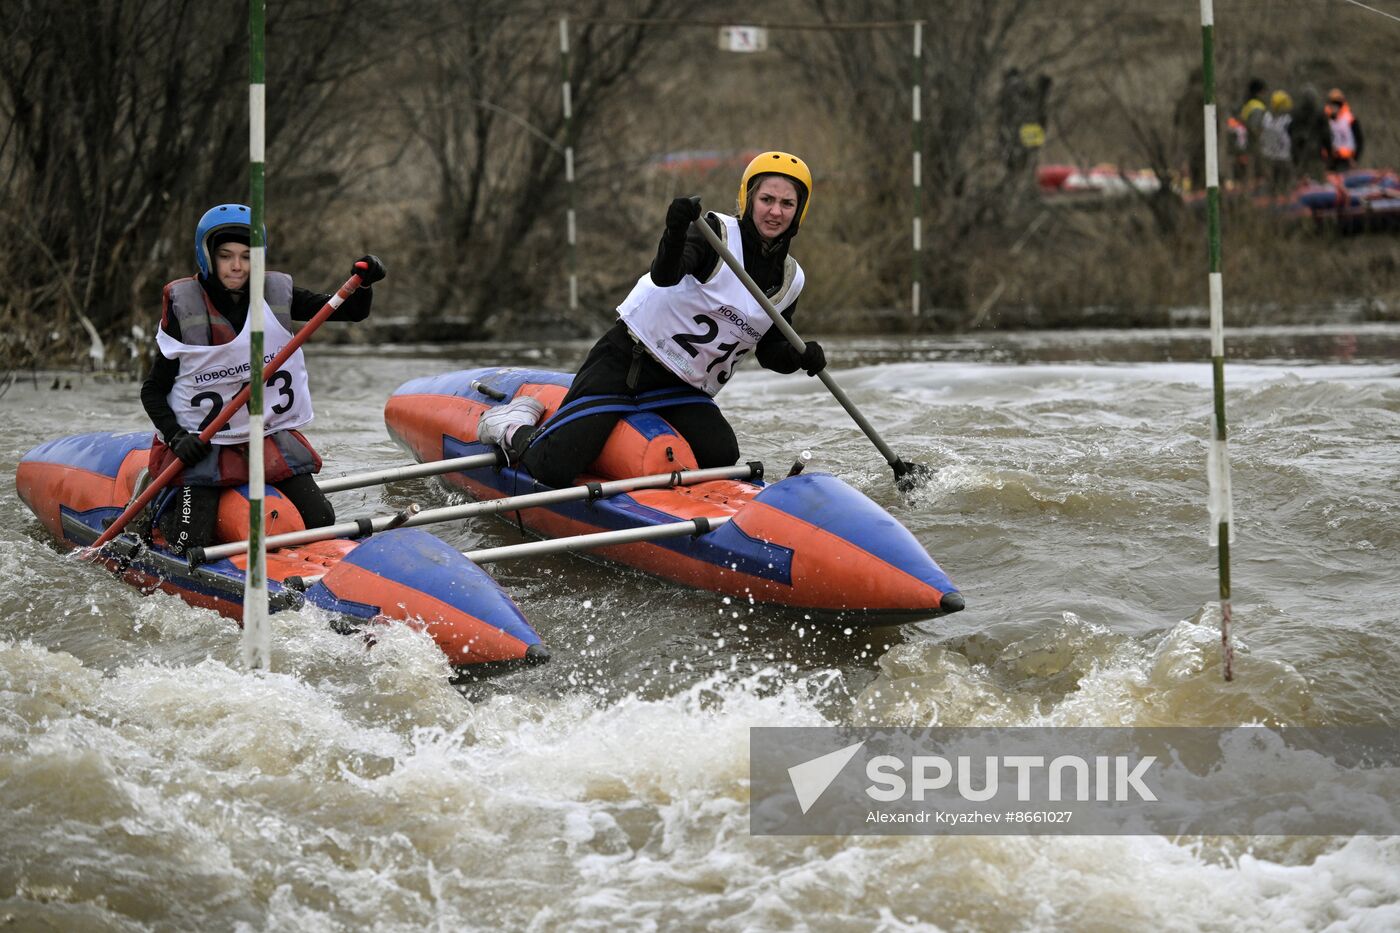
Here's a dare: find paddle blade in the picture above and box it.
[893,459,933,493]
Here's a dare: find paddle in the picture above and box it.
[86,270,367,552]
[690,212,932,492]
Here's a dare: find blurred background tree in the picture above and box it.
[2,0,1395,374]
[0,0,387,370]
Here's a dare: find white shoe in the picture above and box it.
[478,395,544,449]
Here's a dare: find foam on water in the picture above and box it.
[5,642,1399,930]
[4,339,1400,929]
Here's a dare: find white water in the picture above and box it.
[3,331,1399,930]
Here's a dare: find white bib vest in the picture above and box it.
[156,276,314,445]
[1329,112,1356,156]
[1260,112,1292,162]
[617,212,804,396]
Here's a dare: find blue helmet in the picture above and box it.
[194,203,268,277]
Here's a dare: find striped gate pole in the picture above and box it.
[911,20,924,317]
[243,0,271,671]
[559,16,579,313]
[1199,0,1234,681]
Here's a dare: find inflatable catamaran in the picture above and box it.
[385,367,963,622]
[15,431,546,667]
[15,367,961,668]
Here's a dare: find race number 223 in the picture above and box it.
[190,370,295,432]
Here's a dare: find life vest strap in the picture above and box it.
[525,386,715,447]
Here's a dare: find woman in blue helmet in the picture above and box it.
[140,203,384,554]
[478,151,826,488]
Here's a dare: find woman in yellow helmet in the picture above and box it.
[479,151,827,488]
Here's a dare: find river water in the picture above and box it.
[3,325,1399,931]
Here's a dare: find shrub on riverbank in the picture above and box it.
[3,0,1395,373]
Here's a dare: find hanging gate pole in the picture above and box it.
[1198,0,1235,681]
[911,20,924,317]
[559,16,579,314]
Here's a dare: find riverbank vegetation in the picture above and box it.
[3,0,1396,375]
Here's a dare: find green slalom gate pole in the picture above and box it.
[1199,0,1234,682]
[243,0,270,671]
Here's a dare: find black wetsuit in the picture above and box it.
[140,274,372,552]
[516,213,808,489]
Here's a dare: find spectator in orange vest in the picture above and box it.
[1324,87,1364,171]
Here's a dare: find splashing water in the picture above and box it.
[3,331,1399,928]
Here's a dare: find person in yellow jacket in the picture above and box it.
[1227,78,1268,183]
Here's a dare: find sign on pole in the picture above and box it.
[719,25,768,52]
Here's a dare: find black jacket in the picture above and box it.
[648,213,807,374]
[140,273,372,440]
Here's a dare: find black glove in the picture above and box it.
[664,196,702,235]
[798,340,826,377]
[169,430,212,467]
[353,254,386,286]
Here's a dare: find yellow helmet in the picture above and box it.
[1271,90,1292,112]
[737,151,813,224]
